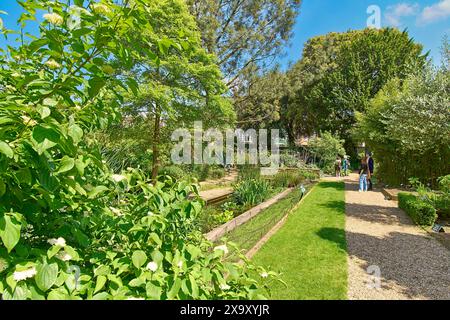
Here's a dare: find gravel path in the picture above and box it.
[344,174,450,300]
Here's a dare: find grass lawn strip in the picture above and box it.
[252,181,347,300]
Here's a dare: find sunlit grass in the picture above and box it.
[252,181,347,300]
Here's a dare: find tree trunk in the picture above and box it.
[151,104,161,182]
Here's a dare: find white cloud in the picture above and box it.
[418,0,450,25]
[385,3,420,27]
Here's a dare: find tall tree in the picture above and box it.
[282,32,354,141]
[234,68,287,129]
[102,0,235,179]
[284,28,427,142]
[186,0,301,89]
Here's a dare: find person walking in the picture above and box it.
[359,156,370,192]
[342,156,350,176]
[335,156,342,178]
[367,152,374,190]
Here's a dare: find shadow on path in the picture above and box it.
[342,174,450,300]
[318,227,450,299]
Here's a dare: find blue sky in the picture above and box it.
[0,0,449,68]
[278,0,450,69]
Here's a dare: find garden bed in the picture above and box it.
[397,191,450,250]
[196,167,317,233]
[204,187,295,242]
[227,185,314,254]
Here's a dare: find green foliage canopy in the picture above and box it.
[353,65,450,186]
[187,0,302,89]
[283,28,427,141]
[0,0,272,300]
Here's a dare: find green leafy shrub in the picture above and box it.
[159,166,186,181]
[434,197,450,218]
[210,168,226,179]
[408,176,450,219]
[436,175,450,218]
[221,201,242,214]
[233,179,272,207]
[0,0,272,300]
[237,165,260,181]
[197,207,235,233]
[271,171,305,188]
[198,165,211,181]
[299,170,319,181]
[353,64,450,186]
[280,153,298,167]
[398,193,437,226]
[308,132,346,174]
[438,175,450,195]
[271,172,291,188]
[188,165,225,181]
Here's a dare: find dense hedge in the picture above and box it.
[398,193,437,226]
[354,68,450,187]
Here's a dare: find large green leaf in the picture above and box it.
[35,262,58,292]
[131,250,147,268]
[87,185,109,199]
[0,141,13,158]
[47,287,68,300]
[37,106,51,119]
[0,214,21,252]
[68,124,83,144]
[167,278,182,299]
[31,126,60,154]
[146,282,162,299]
[56,156,75,174]
[126,78,139,95]
[88,77,106,98]
[32,126,60,144]
[94,275,107,294]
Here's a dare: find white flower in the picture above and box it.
[47,237,66,247]
[177,261,183,268]
[147,211,154,216]
[112,174,126,182]
[13,267,37,281]
[214,244,229,255]
[43,13,64,25]
[219,283,230,290]
[56,252,72,261]
[126,297,144,300]
[21,115,37,126]
[260,272,268,278]
[146,261,158,272]
[45,59,61,69]
[92,3,111,14]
